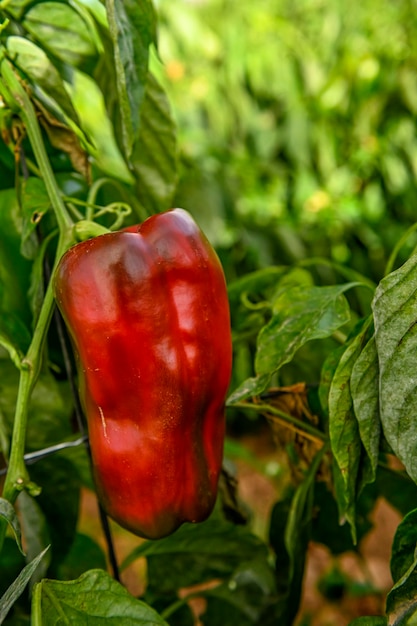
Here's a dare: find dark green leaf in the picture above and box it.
[122,518,270,595]
[372,253,417,483]
[17,492,51,588]
[0,498,24,555]
[0,547,49,625]
[23,2,98,69]
[376,465,417,517]
[31,569,168,625]
[350,334,380,483]
[255,283,355,377]
[387,509,417,625]
[201,558,277,626]
[57,533,107,581]
[28,456,81,573]
[0,313,31,368]
[130,72,177,213]
[105,0,157,158]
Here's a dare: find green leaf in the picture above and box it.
[226,373,270,404]
[328,319,373,542]
[372,253,417,483]
[105,0,157,159]
[23,2,98,69]
[6,36,79,123]
[0,547,50,625]
[350,334,381,483]
[31,569,168,625]
[386,509,417,625]
[0,498,24,555]
[255,283,355,377]
[130,72,177,213]
[122,519,270,594]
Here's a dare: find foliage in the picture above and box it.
[1,1,417,625]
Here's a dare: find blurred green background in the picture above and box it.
[153,0,417,285]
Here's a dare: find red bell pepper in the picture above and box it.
[53,209,232,539]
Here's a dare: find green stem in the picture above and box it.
[0,59,76,550]
[1,59,72,231]
[230,401,327,442]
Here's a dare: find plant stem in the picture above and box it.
[0,60,75,550]
[230,401,327,441]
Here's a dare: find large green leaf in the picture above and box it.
[122,518,271,594]
[105,0,157,159]
[130,72,177,213]
[31,569,168,625]
[372,253,417,483]
[6,36,79,123]
[255,283,355,376]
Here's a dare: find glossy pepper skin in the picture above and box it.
[53,209,232,539]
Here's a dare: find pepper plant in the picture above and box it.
[1,1,417,626]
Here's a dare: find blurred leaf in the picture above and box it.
[227,266,287,306]
[57,533,107,581]
[31,569,168,624]
[0,498,24,555]
[23,2,98,69]
[130,72,177,213]
[255,283,356,377]
[372,253,417,483]
[350,334,380,483]
[387,509,417,625]
[105,0,157,159]
[328,318,373,541]
[0,547,49,625]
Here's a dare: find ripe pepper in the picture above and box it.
[53,209,232,539]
